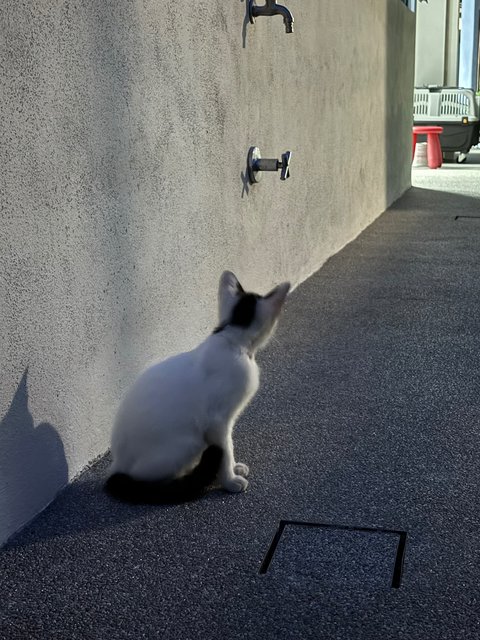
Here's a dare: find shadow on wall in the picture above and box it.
[240,0,249,49]
[0,370,68,546]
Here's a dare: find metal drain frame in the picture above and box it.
[455,215,480,220]
[259,520,407,589]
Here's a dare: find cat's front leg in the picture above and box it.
[207,427,248,493]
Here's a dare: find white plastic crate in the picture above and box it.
[414,88,478,122]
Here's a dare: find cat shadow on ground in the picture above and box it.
[0,369,69,546]
[5,459,151,549]
[5,448,227,550]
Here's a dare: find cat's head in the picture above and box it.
[215,271,290,352]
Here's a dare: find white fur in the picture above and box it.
[109,272,290,493]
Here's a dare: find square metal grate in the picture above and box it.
[260,521,407,589]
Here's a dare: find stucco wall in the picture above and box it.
[0,0,415,544]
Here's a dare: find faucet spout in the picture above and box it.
[277,4,294,33]
[249,0,294,33]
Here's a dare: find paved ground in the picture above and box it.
[1,153,480,639]
[413,146,480,197]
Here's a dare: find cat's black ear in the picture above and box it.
[218,271,244,321]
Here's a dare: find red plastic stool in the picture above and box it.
[412,126,444,169]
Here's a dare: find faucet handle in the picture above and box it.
[280,151,292,180]
[247,146,293,184]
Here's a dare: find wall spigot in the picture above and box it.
[248,0,294,34]
[247,147,292,184]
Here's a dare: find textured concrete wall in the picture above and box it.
[0,0,415,544]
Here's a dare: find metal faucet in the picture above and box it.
[247,147,292,184]
[248,0,294,34]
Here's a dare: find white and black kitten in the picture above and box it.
[105,271,290,503]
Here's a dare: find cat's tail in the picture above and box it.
[104,445,223,505]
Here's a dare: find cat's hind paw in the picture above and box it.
[223,475,249,493]
[233,462,249,478]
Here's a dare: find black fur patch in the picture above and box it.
[230,293,259,328]
[212,323,227,334]
[212,291,260,334]
[105,445,223,505]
